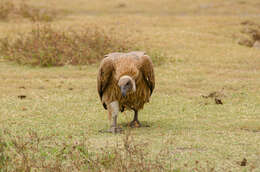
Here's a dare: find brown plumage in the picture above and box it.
[97,51,155,133]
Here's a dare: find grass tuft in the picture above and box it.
[239,20,260,47]
[147,49,167,65]
[18,2,58,22]
[0,24,165,67]
[0,129,178,171]
[0,25,136,66]
[0,0,58,22]
[0,0,15,20]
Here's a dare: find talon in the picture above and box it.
[129,120,141,128]
[99,127,123,134]
[111,127,123,134]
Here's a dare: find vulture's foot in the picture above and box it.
[129,120,141,128]
[99,127,123,134]
[110,126,123,134]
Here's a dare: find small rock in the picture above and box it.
[253,41,260,48]
[18,95,26,99]
[238,38,254,47]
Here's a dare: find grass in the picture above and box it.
[238,20,260,47]
[0,129,177,171]
[0,0,59,22]
[0,0,15,20]
[0,24,138,66]
[0,24,165,67]
[0,0,260,171]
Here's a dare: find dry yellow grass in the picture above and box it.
[0,0,260,171]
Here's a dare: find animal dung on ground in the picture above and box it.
[202,91,218,98]
[202,91,224,105]
[215,98,223,105]
[18,95,26,99]
[18,86,26,89]
[240,158,247,166]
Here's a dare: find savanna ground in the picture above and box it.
[1,0,260,171]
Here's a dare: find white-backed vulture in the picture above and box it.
[97,51,155,133]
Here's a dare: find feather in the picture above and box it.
[139,55,155,95]
[97,51,155,111]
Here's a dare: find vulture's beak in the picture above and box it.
[120,86,127,97]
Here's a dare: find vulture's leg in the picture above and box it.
[107,101,122,133]
[130,110,141,127]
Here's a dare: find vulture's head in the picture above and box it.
[118,75,136,97]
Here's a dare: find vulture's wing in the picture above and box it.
[139,55,155,95]
[97,57,114,108]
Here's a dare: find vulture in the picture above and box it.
[97,51,155,133]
